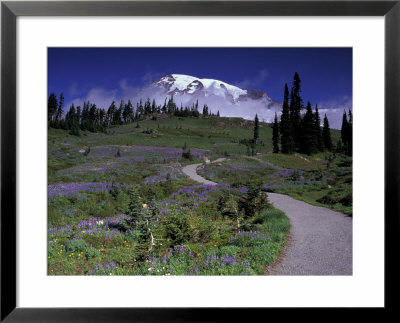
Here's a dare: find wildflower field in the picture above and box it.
[48,116,349,275]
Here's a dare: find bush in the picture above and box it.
[196,216,218,243]
[182,149,193,160]
[164,212,191,246]
[288,170,300,181]
[69,125,81,136]
[238,184,271,218]
[317,189,352,207]
[339,193,352,206]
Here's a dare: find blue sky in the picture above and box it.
[48,48,352,127]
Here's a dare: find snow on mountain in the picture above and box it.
[136,74,282,122]
[155,74,247,101]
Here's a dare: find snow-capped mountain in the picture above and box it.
[137,74,281,122]
[154,74,247,102]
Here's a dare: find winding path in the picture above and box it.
[267,193,352,275]
[181,158,226,186]
[182,159,353,275]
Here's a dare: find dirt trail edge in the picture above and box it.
[181,158,226,186]
[183,158,352,275]
[267,193,352,275]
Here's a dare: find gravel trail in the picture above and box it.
[182,158,226,186]
[182,159,352,275]
[267,193,352,275]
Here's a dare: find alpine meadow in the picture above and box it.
[48,48,352,276]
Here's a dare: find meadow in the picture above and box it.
[48,115,350,275]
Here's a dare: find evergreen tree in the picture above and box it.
[99,108,106,129]
[137,99,144,117]
[107,101,117,126]
[122,100,133,124]
[126,186,142,228]
[76,106,81,126]
[314,105,324,151]
[81,102,90,130]
[340,110,352,155]
[272,112,279,153]
[144,98,151,115]
[322,114,333,151]
[162,98,167,114]
[300,101,317,155]
[202,104,209,116]
[167,96,176,114]
[48,93,58,124]
[280,83,294,154]
[289,72,303,150]
[253,114,259,143]
[114,102,123,125]
[347,109,353,156]
[341,110,349,143]
[65,103,76,129]
[56,93,64,122]
[151,99,157,114]
[88,103,98,131]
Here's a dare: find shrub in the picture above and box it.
[69,125,81,137]
[196,216,218,243]
[164,212,191,246]
[109,182,120,200]
[238,184,271,218]
[288,170,300,181]
[339,193,352,206]
[182,149,193,160]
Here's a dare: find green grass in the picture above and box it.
[260,152,326,170]
[48,201,290,276]
[274,183,353,216]
[48,115,348,275]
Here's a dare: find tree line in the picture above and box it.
[48,93,220,136]
[271,72,352,156]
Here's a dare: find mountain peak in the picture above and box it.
[136,73,280,122]
[154,74,248,101]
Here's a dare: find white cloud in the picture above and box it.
[317,95,352,129]
[234,69,269,89]
[64,87,118,111]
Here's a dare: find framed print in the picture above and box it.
[1,0,399,321]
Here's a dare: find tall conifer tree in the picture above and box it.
[289,72,303,150]
[347,109,353,156]
[253,114,259,143]
[280,83,294,154]
[314,105,324,151]
[300,101,317,155]
[341,110,352,155]
[322,114,332,151]
[272,113,279,153]
[48,93,58,124]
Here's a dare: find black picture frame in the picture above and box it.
[1,0,398,321]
